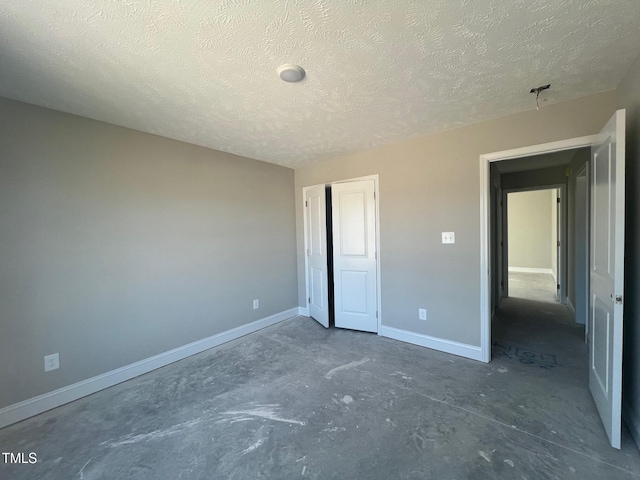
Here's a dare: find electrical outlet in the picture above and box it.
[253,299,259,310]
[44,353,59,372]
[441,232,455,244]
[419,308,427,321]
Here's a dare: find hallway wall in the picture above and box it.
[567,148,590,323]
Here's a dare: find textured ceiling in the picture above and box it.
[1,1,640,168]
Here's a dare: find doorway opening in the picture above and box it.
[506,187,563,304]
[303,175,381,334]
[479,109,626,449]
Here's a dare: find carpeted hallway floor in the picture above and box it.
[1,302,639,479]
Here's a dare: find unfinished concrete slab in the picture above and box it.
[1,302,638,479]
[508,271,558,304]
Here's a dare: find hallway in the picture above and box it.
[492,295,639,472]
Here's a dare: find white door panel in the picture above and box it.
[306,186,329,328]
[333,180,378,333]
[341,271,369,313]
[589,109,625,449]
[339,192,368,255]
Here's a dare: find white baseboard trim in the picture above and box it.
[566,299,576,319]
[623,402,640,453]
[379,325,483,362]
[508,267,554,275]
[298,306,310,317]
[0,307,298,429]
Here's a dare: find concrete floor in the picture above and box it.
[508,271,558,303]
[1,303,639,479]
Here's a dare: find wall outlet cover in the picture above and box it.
[44,353,59,372]
[253,299,259,310]
[419,308,427,321]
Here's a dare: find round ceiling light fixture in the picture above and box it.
[277,64,306,83]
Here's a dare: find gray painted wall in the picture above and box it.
[617,52,640,450]
[295,91,617,347]
[0,98,297,409]
[507,190,554,270]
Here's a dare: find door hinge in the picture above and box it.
[557,284,560,290]
[305,200,308,207]
[615,295,623,305]
[376,311,378,319]
[557,241,561,247]
[557,197,561,203]
[373,191,376,199]
[374,250,377,260]
[308,297,311,304]
[307,248,310,256]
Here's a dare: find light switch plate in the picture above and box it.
[442,232,455,244]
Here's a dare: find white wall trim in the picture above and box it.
[480,135,601,162]
[298,306,310,317]
[0,307,298,429]
[480,134,601,363]
[508,267,554,274]
[379,326,483,362]
[623,402,640,453]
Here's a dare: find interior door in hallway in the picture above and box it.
[332,180,378,333]
[589,109,625,449]
[306,185,329,328]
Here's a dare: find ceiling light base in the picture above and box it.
[277,64,306,83]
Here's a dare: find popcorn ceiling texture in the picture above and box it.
[1,0,639,168]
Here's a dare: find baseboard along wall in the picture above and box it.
[379,325,483,362]
[508,267,554,275]
[0,308,299,429]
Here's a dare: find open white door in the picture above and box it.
[332,180,378,333]
[589,109,625,449]
[306,185,329,328]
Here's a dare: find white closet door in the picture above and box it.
[306,186,329,328]
[332,180,378,333]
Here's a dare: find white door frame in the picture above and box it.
[302,174,382,333]
[479,135,600,362]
